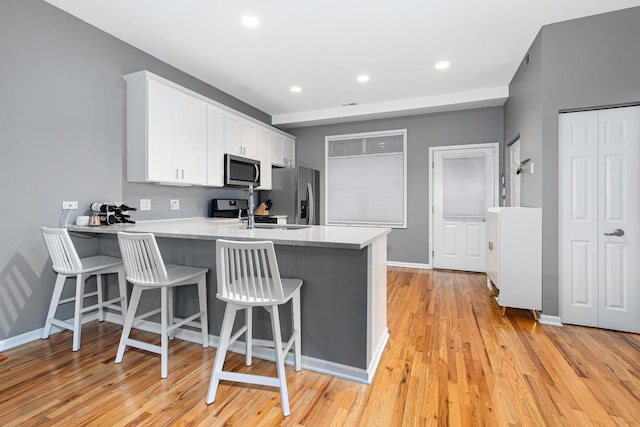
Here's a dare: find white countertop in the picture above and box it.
[68,217,390,249]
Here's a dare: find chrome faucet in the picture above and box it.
[247,184,255,229]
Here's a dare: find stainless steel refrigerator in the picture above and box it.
[265,166,320,225]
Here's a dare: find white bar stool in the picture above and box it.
[41,227,127,351]
[206,239,302,416]
[115,232,209,378]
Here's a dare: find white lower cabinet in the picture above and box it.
[486,207,542,317]
[126,74,207,185]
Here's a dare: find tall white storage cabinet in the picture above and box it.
[486,207,542,318]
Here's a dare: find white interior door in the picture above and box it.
[560,106,640,333]
[509,139,521,207]
[432,145,498,272]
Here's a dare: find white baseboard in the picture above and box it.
[387,261,431,270]
[366,328,389,384]
[0,312,103,352]
[538,314,563,326]
[2,313,378,384]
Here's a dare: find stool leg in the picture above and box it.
[268,304,290,416]
[72,274,85,351]
[117,266,128,317]
[206,303,237,404]
[42,274,67,339]
[160,286,169,378]
[115,285,142,364]
[245,307,252,366]
[96,274,104,322]
[198,276,209,348]
[292,290,302,371]
[167,286,174,340]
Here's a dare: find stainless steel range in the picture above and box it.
[211,199,281,224]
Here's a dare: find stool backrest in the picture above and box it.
[216,239,285,304]
[41,227,82,274]
[117,232,168,285]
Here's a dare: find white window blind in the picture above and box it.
[325,130,407,228]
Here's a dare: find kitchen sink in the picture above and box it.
[247,223,312,230]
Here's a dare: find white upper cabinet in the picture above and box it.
[269,132,284,167]
[126,74,207,185]
[206,104,224,187]
[124,70,294,187]
[256,125,271,190]
[283,136,295,168]
[224,112,257,159]
[270,133,296,168]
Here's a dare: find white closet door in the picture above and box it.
[597,107,640,332]
[560,106,640,333]
[560,111,599,327]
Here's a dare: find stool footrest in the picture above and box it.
[48,318,74,332]
[216,371,280,388]
[122,338,161,355]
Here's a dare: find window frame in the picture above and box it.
[324,128,408,228]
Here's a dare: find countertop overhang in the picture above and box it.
[68,218,390,250]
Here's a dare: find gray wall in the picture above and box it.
[0,0,269,340]
[503,6,640,316]
[289,107,504,264]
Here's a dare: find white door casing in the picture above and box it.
[560,106,640,333]
[430,144,499,272]
[509,139,521,207]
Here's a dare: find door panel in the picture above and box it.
[432,145,498,272]
[561,111,599,327]
[597,106,639,332]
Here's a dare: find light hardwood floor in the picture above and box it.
[1,268,639,425]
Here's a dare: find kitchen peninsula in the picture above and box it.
[69,218,390,383]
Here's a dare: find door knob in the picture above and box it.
[604,228,625,237]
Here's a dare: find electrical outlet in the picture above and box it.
[140,199,151,211]
[62,201,78,210]
[170,199,180,210]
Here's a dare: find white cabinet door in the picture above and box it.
[241,120,257,159]
[283,136,295,168]
[269,132,285,167]
[560,106,640,333]
[224,112,243,156]
[173,92,207,184]
[145,79,206,185]
[256,126,271,190]
[146,80,175,182]
[206,104,224,187]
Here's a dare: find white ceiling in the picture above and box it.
[44,0,640,127]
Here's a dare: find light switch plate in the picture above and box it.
[140,199,151,211]
[170,199,180,210]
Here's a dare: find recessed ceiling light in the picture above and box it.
[435,61,450,70]
[242,15,260,28]
[357,75,370,83]
[290,86,302,93]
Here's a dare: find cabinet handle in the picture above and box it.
[181,169,185,180]
[175,169,179,179]
[488,241,494,250]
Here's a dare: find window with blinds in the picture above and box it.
[325,129,407,228]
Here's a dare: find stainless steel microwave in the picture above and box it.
[224,154,261,187]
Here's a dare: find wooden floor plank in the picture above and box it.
[1,267,639,425]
